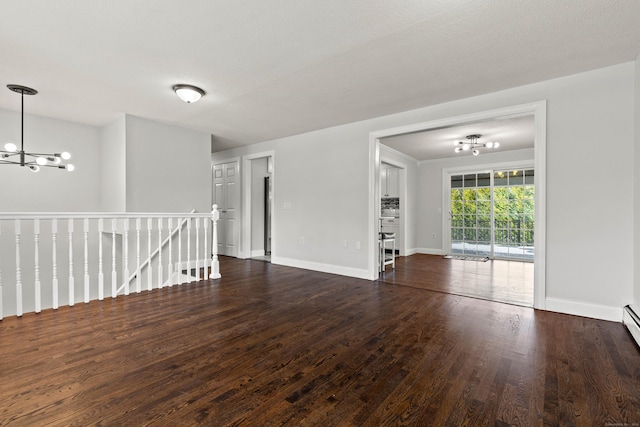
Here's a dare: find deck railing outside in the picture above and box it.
[0,205,222,319]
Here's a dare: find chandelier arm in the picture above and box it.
[0,151,21,157]
[27,152,61,157]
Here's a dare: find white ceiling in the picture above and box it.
[381,115,535,161]
[1,1,639,152]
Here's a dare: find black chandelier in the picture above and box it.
[1,84,74,172]
[453,134,500,156]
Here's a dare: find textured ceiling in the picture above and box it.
[0,1,639,152]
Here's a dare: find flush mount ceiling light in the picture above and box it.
[453,134,500,156]
[1,84,74,172]
[173,84,205,103]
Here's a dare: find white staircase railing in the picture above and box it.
[0,205,222,320]
[116,211,195,295]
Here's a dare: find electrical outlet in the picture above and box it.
[299,236,304,244]
[432,233,437,239]
[355,241,361,250]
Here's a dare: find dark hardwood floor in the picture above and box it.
[0,257,638,426]
[381,254,534,307]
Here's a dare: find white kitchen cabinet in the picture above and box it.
[381,166,399,197]
[386,168,399,197]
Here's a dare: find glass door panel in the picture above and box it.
[450,175,482,256]
[492,169,534,260]
[449,169,534,261]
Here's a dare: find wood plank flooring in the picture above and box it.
[0,257,638,426]
[381,254,534,307]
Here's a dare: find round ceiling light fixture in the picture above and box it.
[173,84,205,103]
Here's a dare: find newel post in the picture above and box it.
[210,204,222,279]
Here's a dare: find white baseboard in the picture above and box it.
[271,256,371,280]
[251,249,265,257]
[415,247,444,256]
[545,297,623,322]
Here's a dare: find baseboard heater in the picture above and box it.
[623,305,640,348]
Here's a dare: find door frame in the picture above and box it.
[242,150,276,260]
[368,101,547,310]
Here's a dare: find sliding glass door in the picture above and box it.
[450,173,491,257]
[449,168,534,261]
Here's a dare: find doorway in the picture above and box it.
[369,102,546,309]
[242,151,275,262]
[379,159,407,257]
[249,157,273,261]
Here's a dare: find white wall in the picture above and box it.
[100,115,126,211]
[213,123,373,278]
[213,62,635,320]
[0,109,102,212]
[0,111,211,215]
[125,115,212,214]
[417,148,534,253]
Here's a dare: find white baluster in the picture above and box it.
[15,220,22,317]
[135,218,141,293]
[83,218,90,303]
[98,218,104,301]
[111,218,117,298]
[123,219,129,296]
[68,219,74,307]
[147,218,153,291]
[157,218,163,288]
[52,219,59,310]
[168,218,173,286]
[0,225,3,320]
[204,217,209,280]
[187,218,192,282]
[178,218,183,285]
[210,205,221,279]
[195,217,200,282]
[34,219,41,313]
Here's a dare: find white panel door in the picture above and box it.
[213,161,239,257]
